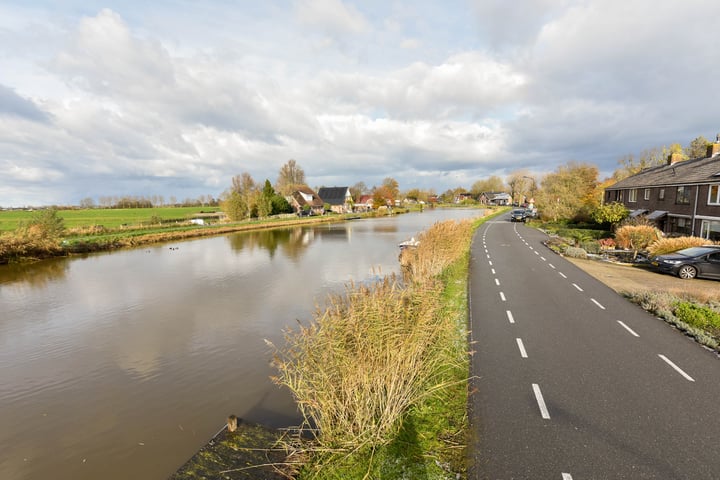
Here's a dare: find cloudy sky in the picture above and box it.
[1,0,719,206]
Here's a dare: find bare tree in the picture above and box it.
[275,159,306,195]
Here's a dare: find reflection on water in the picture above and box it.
[226,227,313,260]
[0,257,69,287]
[0,209,484,480]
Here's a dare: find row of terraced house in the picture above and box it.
[605,136,720,241]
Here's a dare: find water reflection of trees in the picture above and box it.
[226,227,315,261]
[372,225,398,234]
[0,258,69,288]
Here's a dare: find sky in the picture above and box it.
[1,0,719,207]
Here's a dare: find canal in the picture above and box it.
[0,208,483,480]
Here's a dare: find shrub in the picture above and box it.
[581,240,601,254]
[17,208,65,240]
[614,224,662,258]
[592,202,629,226]
[564,246,587,259]
[673,302,720,332]
[598,238,616,250]
[647,236,712,257]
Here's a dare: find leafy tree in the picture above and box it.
[222,172,257,220]
[275,159,306,195]
[372,190,387,209]
[271,194,293,215]
[537,161,599,222]
[471,175,505,197]
[372,177,400,206]
[592,202,629,227]
[685,135,711,159]
[222,191,245,221]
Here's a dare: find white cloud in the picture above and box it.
[52,9,176,100]
[0,1,719,206]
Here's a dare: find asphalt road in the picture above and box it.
[468,216,720,479]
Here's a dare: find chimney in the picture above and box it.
[667,152,684,165]
[707,134,720,157]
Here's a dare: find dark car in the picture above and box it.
[651,246,720,280]
[510,209,527,222]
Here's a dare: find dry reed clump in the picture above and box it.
[270,219,475,456]
[399,219,474,282]
[0,231,64,264]
[647,236,715,257]
[271,278,451,450]
[614,224,662,252]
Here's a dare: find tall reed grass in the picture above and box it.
[269,218,476,474]
[647,236,715,257]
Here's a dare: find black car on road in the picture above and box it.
[510,209,527,222]
[651,245,720,280]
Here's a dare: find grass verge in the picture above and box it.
[623,290,720,352]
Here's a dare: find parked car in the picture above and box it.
[650,246,720,280]
[510,209,527,222]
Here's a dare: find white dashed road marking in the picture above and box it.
[532,384,551,419]
[659,354,695,382]
[506,310,515,324]
[617,320,640,337]
[572,283,583,292]
[591,298,606,310]
[516,338,528,358]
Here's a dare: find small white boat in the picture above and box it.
[398,237,420,249]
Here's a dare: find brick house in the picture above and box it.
[604,138,720,240]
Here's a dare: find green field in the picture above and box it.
[0,206,221,232]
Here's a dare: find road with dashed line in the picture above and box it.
[468,215,720,479]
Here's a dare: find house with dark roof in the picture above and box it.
[287,186,325,216]
[604,138,720,240]
[479,192,512,206]
[317,187,353,213]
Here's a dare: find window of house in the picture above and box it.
[628,189,637,202]
[676,186,691,205]
[708,185,720,205]
[701,220,720,241]
[658,188,665,200]
[671,216,692,235]
[644,189,651,200]
[619,190,624,202]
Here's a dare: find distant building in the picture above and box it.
[317,187,353,213]
[287,186,325,215]
[480,192,511,206]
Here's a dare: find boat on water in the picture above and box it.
[398,237,420,249]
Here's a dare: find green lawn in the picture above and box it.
[0,206,221,232]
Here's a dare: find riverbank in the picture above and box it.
[0,211,375,264]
